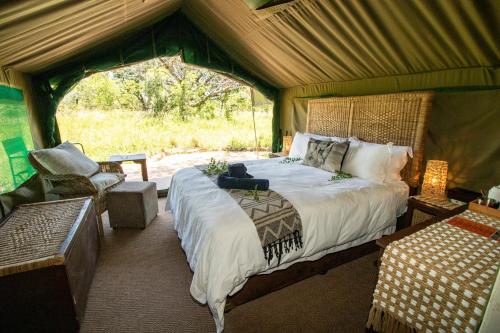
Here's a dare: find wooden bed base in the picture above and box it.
[225,215,407,312]
[225,239,378,312]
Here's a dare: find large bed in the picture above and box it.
[166,92,433,332]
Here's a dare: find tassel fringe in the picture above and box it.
[263,230,303,265]
[366,306,417,333]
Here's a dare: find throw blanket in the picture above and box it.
[367,210,500,333]
[196,165,303,265]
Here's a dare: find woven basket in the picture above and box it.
[0,198,92,277]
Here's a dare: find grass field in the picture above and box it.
[57,109,273,161]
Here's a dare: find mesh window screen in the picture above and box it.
[0,85,35,193]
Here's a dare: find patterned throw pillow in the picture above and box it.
[303,138,349,172]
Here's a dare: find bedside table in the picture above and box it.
[403,194,468,228]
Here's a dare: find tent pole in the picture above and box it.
[252,105,258,159]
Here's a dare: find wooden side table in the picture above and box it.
[109,153,148,181]
[403,194,468,228]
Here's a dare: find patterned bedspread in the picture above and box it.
[367,210,500,333]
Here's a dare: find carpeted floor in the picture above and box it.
[81,198,379,333]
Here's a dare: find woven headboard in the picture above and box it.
[306,92,433,188]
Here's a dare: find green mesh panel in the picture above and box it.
[0,85,36,193]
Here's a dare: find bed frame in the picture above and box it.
[225,91,433,311]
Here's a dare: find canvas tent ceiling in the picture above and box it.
[1,0,498,88]
[183,0,499,88]
[0,0,182,73]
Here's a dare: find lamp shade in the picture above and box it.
[421,160,448,197]
[282,136,292,154]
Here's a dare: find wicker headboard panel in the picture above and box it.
[306,92,433,188]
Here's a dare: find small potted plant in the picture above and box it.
[477,190,488,205]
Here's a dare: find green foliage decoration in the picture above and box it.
[245,185,261,201]
[330,170,353,182]
[204,158,229,176]
[280,157,302,164]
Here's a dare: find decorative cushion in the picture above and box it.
[89,172,125,193]
[303,138,349,172]
[30,142,100,177]
[289,132,347,159]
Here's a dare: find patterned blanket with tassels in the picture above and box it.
[196,166,303,265]
[367,210,499,333]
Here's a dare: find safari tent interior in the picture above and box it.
[0,1,499,332]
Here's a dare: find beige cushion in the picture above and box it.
[31,141,100,177]
[89,172,125,193]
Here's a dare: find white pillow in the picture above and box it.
[289,132,347,159]
[342,141,390,183]
[346,138,412,182]
[288,132,310,159]
[386,145,412,182]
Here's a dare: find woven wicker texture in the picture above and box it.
[422,160,448,197]
[282,135,292,154]
[0,198,88,277]
[412,195,465,210]
[411,209,434,226]
[307,92,433,187]
[368,210,499,332]
[307,97,351,138]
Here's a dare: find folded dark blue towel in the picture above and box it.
[228,163,253,178]
[217,172,269,190]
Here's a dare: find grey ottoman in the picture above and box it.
[106,181,158,229]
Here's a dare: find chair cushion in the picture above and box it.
[89,172,125,193]
[30,142,100,177]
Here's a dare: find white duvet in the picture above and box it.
[166,158,408,332]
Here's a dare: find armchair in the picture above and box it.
[28,142,125,235]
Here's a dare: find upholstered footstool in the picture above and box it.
[106,181,158,229]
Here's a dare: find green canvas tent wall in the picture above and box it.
[0,0,499,196]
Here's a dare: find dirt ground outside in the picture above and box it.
[122,150,270,190]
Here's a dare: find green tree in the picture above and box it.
[61,55,254,120]
[63,73,120,110]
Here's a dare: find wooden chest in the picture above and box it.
[0,198,99,332]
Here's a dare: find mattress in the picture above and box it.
[166,157,409,332]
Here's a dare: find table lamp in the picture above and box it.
[421,160,448,197]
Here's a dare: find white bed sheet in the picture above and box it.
[166,157,408,332]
